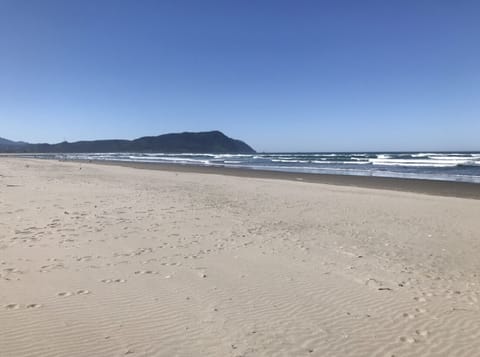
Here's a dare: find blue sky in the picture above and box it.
[0,0,479,152]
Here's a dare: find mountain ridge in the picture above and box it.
[0,137,26,147]
[0,131,255,154]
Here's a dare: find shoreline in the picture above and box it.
[71,159,480,200]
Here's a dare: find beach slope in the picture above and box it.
[1,158,480,356]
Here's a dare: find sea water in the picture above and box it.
[46,152,480,183]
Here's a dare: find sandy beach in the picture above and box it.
[1,158,480,357]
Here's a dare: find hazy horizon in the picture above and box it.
[1,1,479,152]
[1,131,480,154]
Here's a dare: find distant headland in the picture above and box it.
[0,131,256,154]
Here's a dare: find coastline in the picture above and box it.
[76,159,480,200]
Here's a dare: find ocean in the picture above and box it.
[49,152,480,184]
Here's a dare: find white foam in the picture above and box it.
[271,159,309,163]
[368,158,468,167]
[58,152,480,184]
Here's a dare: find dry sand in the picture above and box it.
[1,158,480,357]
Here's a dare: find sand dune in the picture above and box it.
[1,158,480,356]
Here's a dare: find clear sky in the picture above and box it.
[0,0,479,152]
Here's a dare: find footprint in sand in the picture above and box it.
[134,270,157,275]
[26,304,42,309]
[416,329,429,337]
[57,292,73,297]
[365,278,388,290]
[57,289,91,297]
[415,307,427,314]
[101,279,126,284]
[400,336,417,344]
[76,256,92,262]
[3,303,41,310]
[414,296,427,303]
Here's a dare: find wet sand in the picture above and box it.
[84,159,480,200]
